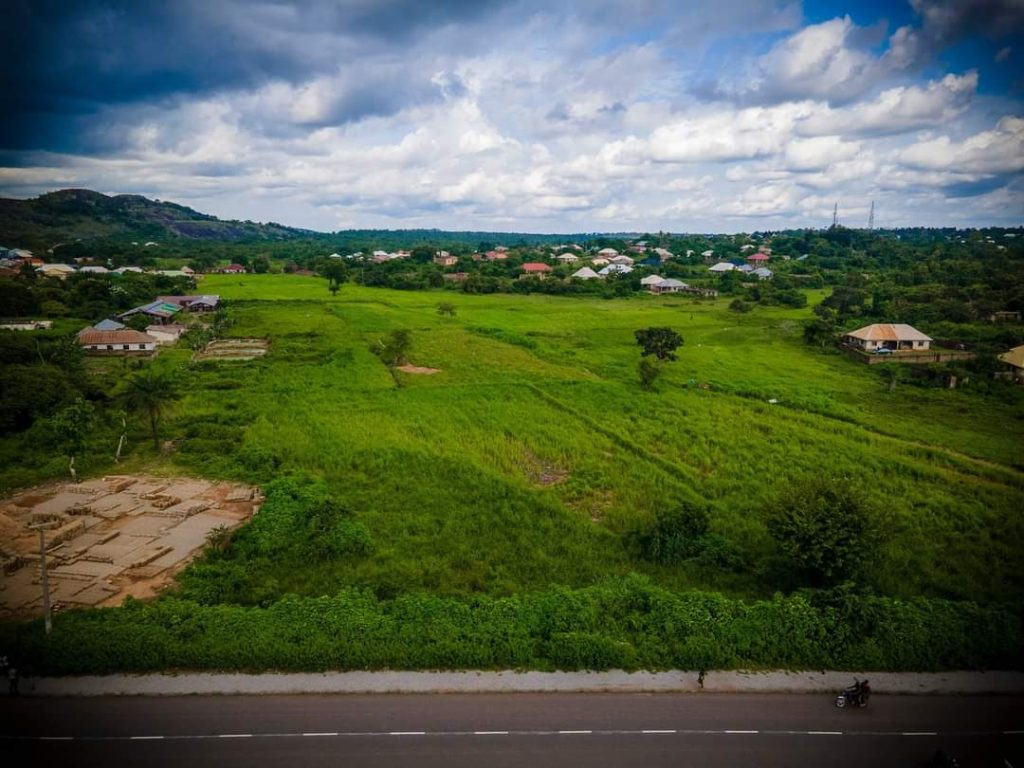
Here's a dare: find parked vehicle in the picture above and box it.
[835,679,871,708]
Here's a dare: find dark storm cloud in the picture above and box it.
[0,0,506,150]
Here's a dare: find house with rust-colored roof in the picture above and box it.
[77,327,157,355]
[520,262,553,279]
[843,323,932,353]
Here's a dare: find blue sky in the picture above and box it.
[0,0,1022,232]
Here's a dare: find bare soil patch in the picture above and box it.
[0,474,261,620]
[396,364,441,374]
[193,338,269,361]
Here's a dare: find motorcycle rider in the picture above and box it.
[849,679,870,706]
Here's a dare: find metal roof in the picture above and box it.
[845,323,932,342]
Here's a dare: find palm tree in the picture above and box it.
[120,368,181,451]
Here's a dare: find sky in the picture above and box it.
[0,0,1022,233]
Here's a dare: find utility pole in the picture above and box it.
[831,203,838,229]
[28,519,59,635]
[867,200,875,231]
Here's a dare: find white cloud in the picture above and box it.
[798,72,978,136]
[899,116,1024,174]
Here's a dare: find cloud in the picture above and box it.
[898,115,1024,174]
[798,72,978,136]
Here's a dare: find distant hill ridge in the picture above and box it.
[0,188,309,247]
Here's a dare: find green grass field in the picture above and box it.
[143,274,1024,605]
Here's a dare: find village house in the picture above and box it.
[0,320,53,331]
[843,323,932,353]
[611,254,635,266]
[520,262,553,279]
[708,262,736,273]
[998,345,1024,383]
[748,252,770,264]
[37,263,76,279]
[598,264,633,276]
[556,253,579,264]
[146,324,187,345]
[571,266,600,280]
[76,327,157,356]
[653,247,674,261]
[752,267,773,280]
[597,247,619,257]
[219,264,246,274]
[118,300,182,324]
[590,257,611,267]
[157,295,220,312]
[640,275,665,288]
[651,278,688,294]
[79,265,109,274]
[433,250,458,267]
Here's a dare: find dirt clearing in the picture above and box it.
[0,475,260,620]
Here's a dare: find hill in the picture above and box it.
[0,189,310,248]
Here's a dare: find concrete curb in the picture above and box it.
[21,670,1024,697]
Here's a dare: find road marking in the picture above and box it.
[18,727,1023,742]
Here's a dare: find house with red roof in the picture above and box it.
[520,262,553,280]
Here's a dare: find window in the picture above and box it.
[123,344,130,350]
[106,345,113,350]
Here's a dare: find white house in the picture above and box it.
[640,275,665,287]
[557,253,580,263]
[591,257,611,267]
[708,262,736,273]
[597,247,619,257]
[571,266,600,280]
[611,254,635,266]
[651,278,688,294]
[145,324,187,345]
[37,263,76,279]
[843,324,932,353]
[752,267,773,280]
[598,264,633,276]
[79,265,109,274]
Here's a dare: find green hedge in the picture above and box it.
[2,575,1020,674]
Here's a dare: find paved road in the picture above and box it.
[2,693,1021,767]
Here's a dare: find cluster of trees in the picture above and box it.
[0,270,192,320]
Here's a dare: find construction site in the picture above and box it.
[0,475,261,619]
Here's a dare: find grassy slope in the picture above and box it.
[160,274,1024,604]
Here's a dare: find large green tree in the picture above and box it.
[765,476,880,587]
[634,327,683,361]
[119,368,181,451]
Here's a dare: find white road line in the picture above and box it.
[724,730,759,734]
[129,736,165,741]
[1004,730,1024,735]
[302,732,339,737]
[807,731,842,736]
[39,736,74,741]
[558,730,593,735]
[642,730,677,734]
[218,733,253,738]
[474,731,509,735]
[902,732,937,736]
[389,731,426,736]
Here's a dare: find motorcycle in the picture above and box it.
[835,679,870,708]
